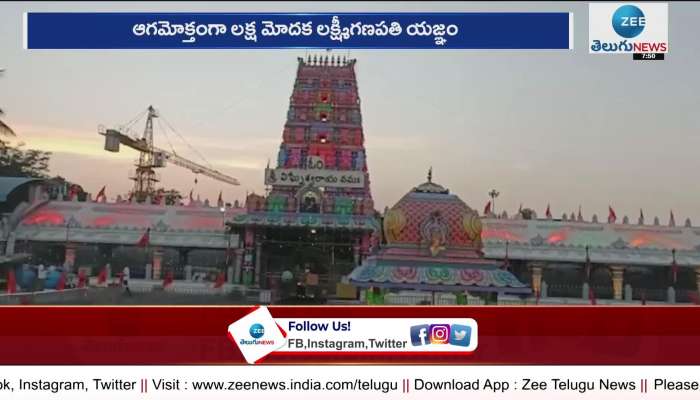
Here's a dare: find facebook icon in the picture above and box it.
[410,324,430,346]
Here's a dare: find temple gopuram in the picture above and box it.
[228,55,379,288]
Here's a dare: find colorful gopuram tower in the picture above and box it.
[230,55,378,288]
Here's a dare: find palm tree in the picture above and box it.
[0,68,16,137]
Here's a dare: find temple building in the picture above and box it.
[3,55,700,305]
[349,171,529,304]
[480,213,700,304]
[228,55,379,289]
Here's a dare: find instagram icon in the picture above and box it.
[429,324,451,344]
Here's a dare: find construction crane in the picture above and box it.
[98,105,239,203]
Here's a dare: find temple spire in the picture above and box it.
[427,167,433,183]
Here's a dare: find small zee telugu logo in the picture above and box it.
[249,323,265,339]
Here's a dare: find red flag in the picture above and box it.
[545,204,552,218]
[163,270,174,288]
[6,269,16,294]
[589,287,597,305]
[217,191,224,208]
[78,270,87,288]
[97,266,107,284]
[136,228,150,247]
[214,272,225,288]
[608,206,617,223]
[57,272,66,291]
[95,186,106,202]
[483,201,492,215]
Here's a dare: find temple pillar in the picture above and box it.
[241,228,255,286]
[610,265,625,301]
[178,248,190,268]
[97,244,113,269]
[5,232,16,256]
[233,249,243,284]
[540,280,548,298]
[255,241,262,286]
[227,265,235,285]
[64,243,77,271]
[667,287,676,304]
[152,247,163,280]
[528,262,545,295]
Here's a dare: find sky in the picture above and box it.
[1,2,699,223]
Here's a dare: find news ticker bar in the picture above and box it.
[1,306,700,365]
[24,12,573,49]
[1,366,700,399]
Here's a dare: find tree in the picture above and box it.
[0,140,51,178]
[0,111,15,137]
[0,69,50,178]
[519,208,536,220]
[0,69,15,137]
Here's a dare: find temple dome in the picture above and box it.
[383,171,482,249]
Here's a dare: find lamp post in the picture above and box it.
[488,189,500,216]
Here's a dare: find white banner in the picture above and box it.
[265,168,365,188]
[276,318,478,353]
[1,366,700,399]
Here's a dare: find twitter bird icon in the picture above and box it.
[449,324,472,347]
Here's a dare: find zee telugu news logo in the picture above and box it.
[237,323,275,346]
[410,324,472,347]
[589,3,668,54]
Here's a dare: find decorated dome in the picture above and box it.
[383,169,482,251]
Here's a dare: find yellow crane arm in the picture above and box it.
[153,147,240,186]
[98,125,239,186]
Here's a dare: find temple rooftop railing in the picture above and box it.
[482,217,700,267]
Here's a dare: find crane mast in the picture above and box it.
[131,105,160,202]
[99,105,240,203]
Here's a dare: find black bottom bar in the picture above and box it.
[633,53,665,61]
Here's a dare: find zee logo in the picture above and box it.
[612,5,646,38]
[249,323,265,339]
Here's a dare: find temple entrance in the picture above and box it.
[258,227,357,296]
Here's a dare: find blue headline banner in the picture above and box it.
[26,12,572,50]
